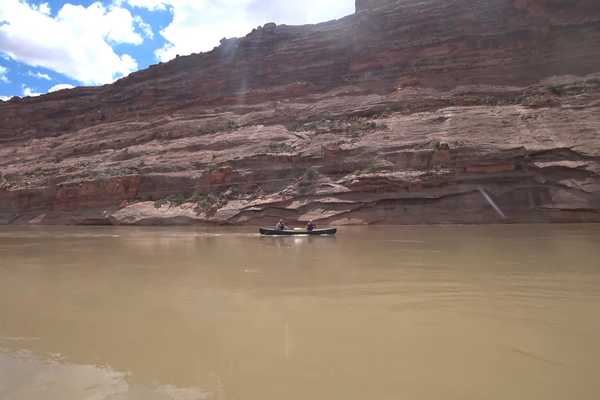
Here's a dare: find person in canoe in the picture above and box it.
[306,220,316,232]
[276,219,288,231]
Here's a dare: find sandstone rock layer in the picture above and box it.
[1,0,599,225]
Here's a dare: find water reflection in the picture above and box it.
[0,351,209,400]
[259,234,337,248]
[0,225,599,400]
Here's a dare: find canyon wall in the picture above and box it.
[0,0,599,225]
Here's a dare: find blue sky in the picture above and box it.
[0,0,355,100]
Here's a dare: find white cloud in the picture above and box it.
[0,1,143,84]
[28,70,52,80]
[35,2,51,15]
[134,15,154,39]
[119,0,168,11]
[49,83,75,92]
[22,86,41,97]
[0,95,10,101]
[124,0,355,62]
[0,65,8,83]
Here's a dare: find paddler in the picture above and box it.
[276,219,287,230]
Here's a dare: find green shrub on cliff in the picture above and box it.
[197,196,213,210]
[548,85,564,96]
[432,141,450,151]
[303,167,319,182]
[207,162,218,173]
[153,193,187,208]
[148,191,227,211]
[154,198,168,208]
[0,174,8,189]
[182,191,220,210]
[365,162,378,174]
[298,167,320,194]
[268,142,295,153]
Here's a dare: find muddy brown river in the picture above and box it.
[1,225,599,400]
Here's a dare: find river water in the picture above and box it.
[0,225,599,400]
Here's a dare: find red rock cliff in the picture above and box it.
[1,0,599,225]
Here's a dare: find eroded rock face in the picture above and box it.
[0,0,599,225]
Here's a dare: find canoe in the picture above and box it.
[259,227,337,236]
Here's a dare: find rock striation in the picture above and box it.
[1,0,599,225]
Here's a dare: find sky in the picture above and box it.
[0,0,355,101]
